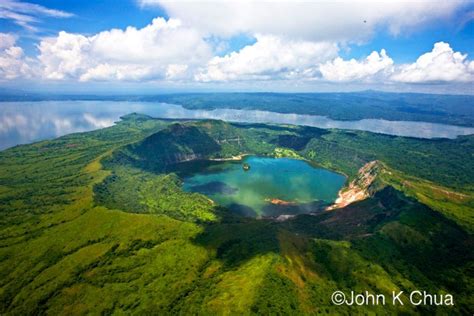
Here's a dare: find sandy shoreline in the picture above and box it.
[208,154,248,161]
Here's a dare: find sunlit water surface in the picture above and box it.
[181,156,346,217]
[1,101,474,150]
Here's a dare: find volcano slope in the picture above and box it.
[0,113,473,315]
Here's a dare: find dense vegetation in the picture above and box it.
[0,114,472,314]
[94,165,217,222]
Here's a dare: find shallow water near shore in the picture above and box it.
[181,156,346,217]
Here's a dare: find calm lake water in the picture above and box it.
[1,100,474,150]
[182,156,346,217]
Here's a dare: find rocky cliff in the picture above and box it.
[327,160,383,210]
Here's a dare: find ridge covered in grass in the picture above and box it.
[0,114,472,314]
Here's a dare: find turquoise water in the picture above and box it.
[182,156,346,217]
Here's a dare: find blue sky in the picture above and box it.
[0,0,473,94]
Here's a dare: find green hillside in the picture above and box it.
[0,114,472,315]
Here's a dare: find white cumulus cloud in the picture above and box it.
[141,0,469,42]
[195,34,338,82]
[1,1,472,91]
[391,42,474,83]
[0,33,34,80]
[37,18,212,81]
[320,49,394,82]
[38,31,90,80]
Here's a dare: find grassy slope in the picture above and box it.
[300,130,474,229]
[0,115,472,315]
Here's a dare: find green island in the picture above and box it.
[0,113,473,314]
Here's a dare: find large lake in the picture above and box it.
[182,156,346,217]
[1,100,474,150]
